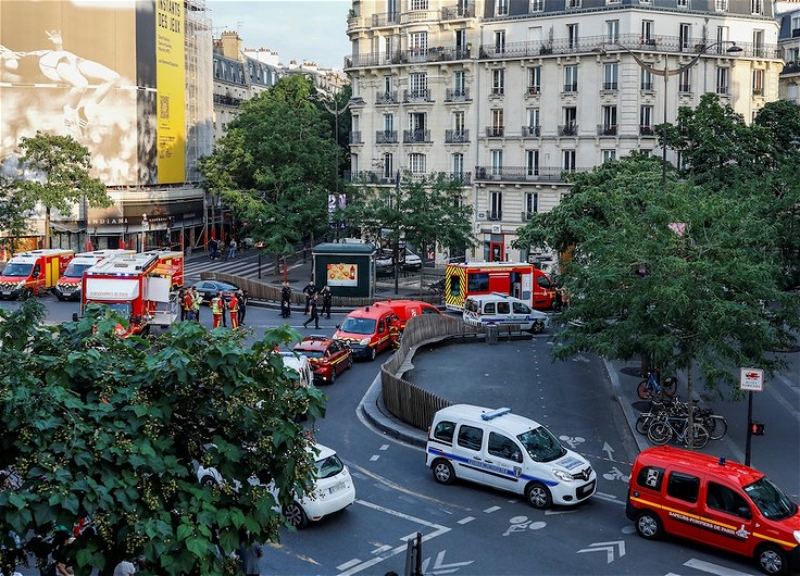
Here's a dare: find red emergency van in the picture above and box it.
[0,249,73,300]
[444,261,556,312]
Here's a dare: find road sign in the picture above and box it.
[740,367,764,392]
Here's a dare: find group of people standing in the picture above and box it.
[178,287,247,330]
[278,279,332,329]
[207,238,239,262]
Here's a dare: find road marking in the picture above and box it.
[380,444,389,451]
[603,442,615,461]
[576,540,626,563]
[336,559,361,571]
[371,545,393,555]
[683,558,757,576]
[356,499,448,529]
[421,550,474,575]
[370,455,379,462]
[457,516,475,524]
[594,491,625,505]
[484,506,501,513]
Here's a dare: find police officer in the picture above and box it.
[280,281,292,318]
[320,285,332,319]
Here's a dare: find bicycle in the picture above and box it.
[647,416,710,449]
[637,370,678,400]
[693,407,728,441]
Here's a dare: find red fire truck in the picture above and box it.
[0,249,74,300]
[443,261,557,311]
[80,251,184,336]
[55,249,136,301]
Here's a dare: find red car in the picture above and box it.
[293,335,353,384]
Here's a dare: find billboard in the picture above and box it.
[155,0,185,184]
[0,0,185,186]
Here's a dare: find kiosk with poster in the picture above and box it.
[312,242,376,298]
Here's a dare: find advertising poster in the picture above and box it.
[155,0,185,184]
[327,263,358,287]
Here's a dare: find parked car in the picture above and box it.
[375,248,422,275]
[192,280,240,302]
[402,249,422,271]
[293,335,353,384]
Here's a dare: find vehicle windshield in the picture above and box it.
[464,299,480,313]
[744,477,798,520]
[296,349,324,359]
[315,453,345,479]
[517,426,566,463]
[1,263,32,277]
[87,302,132,317]
[339,317,376,335]
[63,263,93,278]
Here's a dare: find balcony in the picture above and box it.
[640,125,655,136]
[525,86,541,97]
[445,88,470,102]
[485,126,505,138]
[597,124,617,136]
[487,211,502,221]
[521,125,541,137]
[213,94,242,106]
[350,131,363,144]
[558,124,578,137]
[375,91,399,105]
[376,130,398,144]
[403,89,433,103]
[490,87,505,97]
[641,82,654,91]
[474,165,585,183]
[563,83,578,93]
[403,129,431,143]
[678,84,692,93]
[602,82,618,91]
[441,1,475,19]
[445,171,472,185]
[445,129,469,143]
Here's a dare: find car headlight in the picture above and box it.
[553,469,575,482]
[360,338,371,345]
[793,530,800,545]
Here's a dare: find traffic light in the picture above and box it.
[750,421,765,436]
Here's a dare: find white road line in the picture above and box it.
[683,558,757,576]
[370,455,380,461]
[380,444,389,451]
[457,516,476,524]
[594,491,625,505]
[484,505,501,513]
[356,499,450,529]
[371,545,393,555]
[336,559,362,571]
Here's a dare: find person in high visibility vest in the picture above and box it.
[228,292,240,330]
[211,291,224,328]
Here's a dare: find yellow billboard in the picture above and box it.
[155,0,185,184]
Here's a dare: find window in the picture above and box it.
[454,70,466,95]
[382,153,393,179]
[452,153,464,177]
[566,0,580,8]
[636,466,665,491]
[640,105,654,135]
[410,72,427,96]
[677,0,689,7]
[526,108,540,135]
[715,0,727,10]
[679,23,691,50]
[410,31,428,58]
[384,75,393,94]
[488,432,522,462]
[455,29,467,55]
[490,150,503,176]
[567,24,579,49]
[667,472,700,503]
[679,68,691,92]
[530,0,544,11]
[492,68,505,95]
[411,0,428,9]
[564,65,578,92]
[409,153,426,174]
[528,67,541,93]
[497,301,510,314]
[490,191,503,219]
[384,113,394,132]
[641,68,653,90]
[433,421,455,443]
[604,63,618,90]
[457,424,484,451]
[602,149,616,163]
[751,0,762,14]
[707,482,750,516]
[753,30,764,57]
[564,106,577,127]
[602,105,617,132]
[495,30,506,53]
[497,0,509,15]
[606,20,620,43]
[409,111,425,134]
[642,20,654,43]
[563,150,576,171]
[525,190,539,214]
[526,150,539,176]
[454,110,465,134]
[351,153,358,174]
[753,69,764,95]
[468,273,489,292]
[512,302,531,314]
[492,109,504,131]
[716,67,729,94]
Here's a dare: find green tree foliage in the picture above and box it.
[199,76,338,272]
[517,156,799,402]
[0,300,326,576]
[15,132,111,249]
[0,169,29,242]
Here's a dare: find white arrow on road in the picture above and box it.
[577,540,626,563]
[602,442,615,461]
[421,550,474,575]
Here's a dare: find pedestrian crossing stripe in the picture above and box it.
[667,558,757,576]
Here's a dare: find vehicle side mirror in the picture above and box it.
[737,506,752,520]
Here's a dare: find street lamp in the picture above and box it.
[319,95,351,239]
[602,40,742,188]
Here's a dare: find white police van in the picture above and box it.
[425,405,597,509]
[462,293,549,333]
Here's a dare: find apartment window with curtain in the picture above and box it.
[530,0,544,11]
[640,105,654,135]
[409,153,426,174]
[525,192,539,219]
[526,108,540,136]
[454,70,466,95]
[564,65,578,92]
[606,20,620,43]
[603,63,618,90]
[383,153,393,179]
[410,72,427,98]
[716,67,729,94]
[525,150,539,176]
[567,24,579,48]
[679,23,691,49]
[752,69,764,95]
[751,0,762,14]
[528,66,541,93]
[454,110,465,136]
[490,191,503,220]
[602,149,616,163]
[679,68,691,92]
[601,105,617,134]
[715,0,727,10]
[490,109,504,137]
[642,20,654,42]
[490,150,503,177]
[411,0,428,9]
[497,0,509,15]
[641,68,653,90]
[563,150,576,171]
[452,153,464,178]
[753,30,764,57]
[495,30,506,54]
[410,31,428,54]
[492,68,505,95]
[383,75,392,94]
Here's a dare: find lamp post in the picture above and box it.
[319,96,351,240]
[141,213,148,252]
[605,40,742,188]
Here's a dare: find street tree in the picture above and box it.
[0,300,326,576]
[515,155,799,412]
[199,76,338,274]
[0,168,29,245]
[15,132,111,249]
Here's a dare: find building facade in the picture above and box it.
[345,0,781,264]
[778,8,800,102]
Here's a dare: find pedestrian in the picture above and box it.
[191,288,202,322]
[228,291,240,330]
[280,281,292,318]
[182,289,193,321]
[221,292,228,327]
[239,540,263,576]
[178,288,187,322]
[302,293,319,329]
[227,238,237,260]
[302,278,316,315]
[237,289,248,326]
[320,285,333,319]
[208,237,218,261]
[211,291,224,329]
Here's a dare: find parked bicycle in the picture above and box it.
[635,397,727,442]
[648,415,710,449]
[637,369,678,400]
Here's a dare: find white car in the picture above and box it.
[196,442,356,529]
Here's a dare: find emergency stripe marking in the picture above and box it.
[427,447,559,487]
[630,496,798,549]
[444,265,466,310]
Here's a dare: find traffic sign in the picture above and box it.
[740,367,763,392]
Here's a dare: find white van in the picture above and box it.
[425,405,597,509]
[463,293,549,333]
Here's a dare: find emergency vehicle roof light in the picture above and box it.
[481,407,512,421]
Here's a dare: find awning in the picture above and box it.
[85,279,139,301]
[50,222,82,233]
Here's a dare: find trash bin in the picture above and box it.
[485,322,499,345]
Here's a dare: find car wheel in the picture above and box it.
[368,346,377,362]
[432,459,455,485]
[329,369,336,385]
[200,475,218,488]
[284,502,308,529]
[635,511,663,540]
[757,545,788,575]
[347,355,353,369]
[525,482,552,509]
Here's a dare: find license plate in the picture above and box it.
[578,480,596,498]
[329,482,345,495]
[1,291,9,296]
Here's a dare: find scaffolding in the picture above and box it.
[185,0,213,184]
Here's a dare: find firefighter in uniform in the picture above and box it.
[228,291,240,330]
[211,291,224,328]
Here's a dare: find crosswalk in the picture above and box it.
[184,254,300,284]
[667,558,757,576]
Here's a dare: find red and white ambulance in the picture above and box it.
[0,249,74,300]
[55,249,135,301]
[443,261,557,312]
[80,251,184,336]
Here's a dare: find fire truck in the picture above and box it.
[0,249,74,300]
[443,261,557,312]
[80,251,184,336]
[55,249,135,301]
